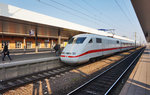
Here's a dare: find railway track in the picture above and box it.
[0,48,143,94]
[67,47,144,95]
[0,65,73,94]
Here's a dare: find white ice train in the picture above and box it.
[60,34,135,65]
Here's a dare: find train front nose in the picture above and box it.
[60,55,79,64]
[60,44,82,64]
[60,50,79,64]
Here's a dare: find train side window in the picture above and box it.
[89,39,93,43]
[96,38,102,43]
[117,40,119,44]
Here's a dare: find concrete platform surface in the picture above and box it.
[120,47,150,95]
[0,51,58,64]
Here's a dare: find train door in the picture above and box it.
[114,39,118,53]
[96,38,103,56]
[118,40,121,52]
[84,38,92,49]
[121,41,125,51]
[116,40,120,52]
[107,39,113,54]
[85,38,94,57]
[120,40,122,51]
[102,38,107,55]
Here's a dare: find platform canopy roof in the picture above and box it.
[0,3,134,42]
[131,0,150,42]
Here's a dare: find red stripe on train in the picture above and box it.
[60,46,133,58]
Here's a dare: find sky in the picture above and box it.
[0,0,146,43]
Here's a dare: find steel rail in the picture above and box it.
[67,48,144,95]
[104,48,144,95]
[0,65,73,94]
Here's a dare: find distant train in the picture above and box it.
[60,34,135,65]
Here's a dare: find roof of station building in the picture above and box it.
[0,3,134,42]
[131,0,150,42]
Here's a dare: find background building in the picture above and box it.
[0,3,133,52]
[0,3,83,51]
[0,18,81,50]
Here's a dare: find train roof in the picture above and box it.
[74,34,134,42]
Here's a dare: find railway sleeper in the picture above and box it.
[38,74,46,77]
[77,90,96,95]
[91,82,110,89]
[101,76,116,80]
[97,79,114,83]
[30,76,39,80]
[99,77,115,82]
[43,72,51,76]
[84,87,105,95]
[16,79,24,83]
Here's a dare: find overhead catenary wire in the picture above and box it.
[122,0,140,39]
[81,0,124,33]
[81,0,115,27]
[48,0,113,28]
[69,0,118,29]
[69,0,91,14]
[38,0,125,31]
[69,0,101,28]
[114,0,133,26]
[69,0,100,27]
[123,0,141,36]
[123,0,136,24]
[37,0,103,27]
[113,0,138,40]
[81,0,100,13]
[115,0,142,41]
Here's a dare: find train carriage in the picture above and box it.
[60,34,135,65]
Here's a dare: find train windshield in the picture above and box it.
[68,37,86,44]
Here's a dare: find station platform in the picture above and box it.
[0,50,60,81]
[120,46,150,95]
[0,50,57,64]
